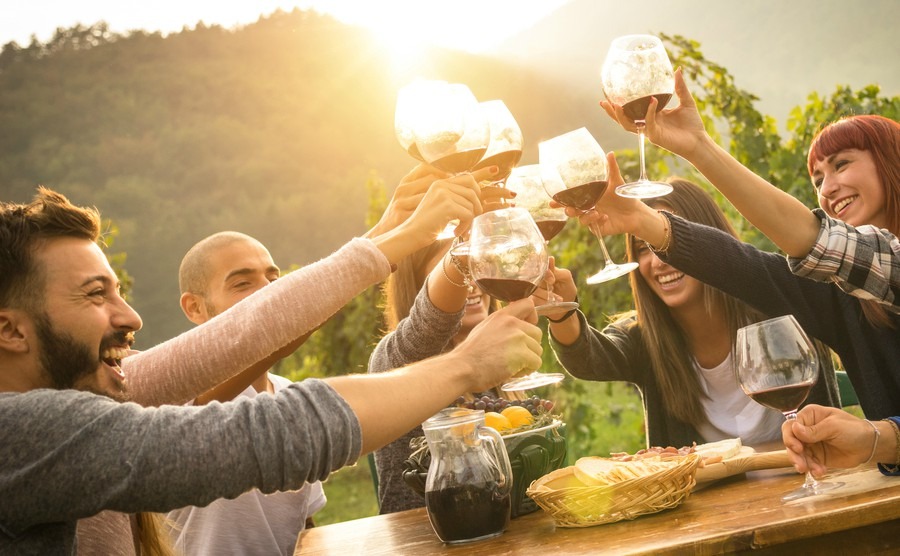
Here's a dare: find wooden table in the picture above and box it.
[296,464,900,555]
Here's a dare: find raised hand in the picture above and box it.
[600,68,708,161]
[450,298,543,393]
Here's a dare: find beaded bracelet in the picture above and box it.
[863,419,881,464]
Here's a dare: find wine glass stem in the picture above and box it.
[636,120,650,182]
[588,222,615,265]
[786,411,822,491]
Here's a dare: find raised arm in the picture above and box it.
[600,68,821,258]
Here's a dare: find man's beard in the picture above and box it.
[34,312,131,401]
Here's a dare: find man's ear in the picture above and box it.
[0,310,30,353]
[180,292,208,325]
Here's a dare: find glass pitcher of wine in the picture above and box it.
[422,408,513,544]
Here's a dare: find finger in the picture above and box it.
[644,95,660,128]
[672,67,696,111]
[402,163,447,183]
[607,151,624,188]
[471,165,500,183]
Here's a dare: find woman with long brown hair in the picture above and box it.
[546,178,839,448]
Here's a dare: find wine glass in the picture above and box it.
[472,100,524,182]
[394,79,447,162]
[735,315,844,502]
[413,83,491,239]
[600,34,675,199]
[467,207,565,391]
[505,164,578,315]
[539,127,638,285]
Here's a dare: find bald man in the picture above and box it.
[167,231,323,555]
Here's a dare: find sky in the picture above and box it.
[1,0,570,53]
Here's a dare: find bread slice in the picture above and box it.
[573,456,680,486]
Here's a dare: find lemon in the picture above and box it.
[484,411,512,432]
[501,406,534,428]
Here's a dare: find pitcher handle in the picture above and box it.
[478,425,513,492]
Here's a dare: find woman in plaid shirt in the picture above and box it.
[600,69,900,313]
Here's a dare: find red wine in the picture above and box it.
[429,148,488,174]
[551,181,608,211]
[536,220,566,242]
[623,93,673,122]
[408,143,424,162]
[475,278,537,302]
[473,149,523,180]
[425,484,510,543]
[748,382,814,413]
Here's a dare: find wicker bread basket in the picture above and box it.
[525,453,701,528]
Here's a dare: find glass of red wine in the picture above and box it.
[467,207,565,391]
[472,99,524,183]
[504,164,577,315]
[600,34,675,199]
[735,314,843,502]
[394,79,448,162]
[413,83,491,239]
[539,128,638,285]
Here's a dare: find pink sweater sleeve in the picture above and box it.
[123,238,391,406]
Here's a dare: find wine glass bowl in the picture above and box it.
[600,34,675,199]
[735,315,843,502]
[468,208,548,303]
[414,83,490,174]
[472,100,524,181]
[394,79,447,162]
[539,128,638,285]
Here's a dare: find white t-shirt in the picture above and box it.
[694,352,785,446]
[166,373,326,555]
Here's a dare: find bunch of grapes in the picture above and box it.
[454,394,554,416]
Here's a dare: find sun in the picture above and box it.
[295,1,570,59]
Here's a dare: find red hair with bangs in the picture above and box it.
[807,115,900,235]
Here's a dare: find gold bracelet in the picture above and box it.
[441,256,468,289]
[646,210,672,253]
[864,419,880,464]
[883,418,900,465]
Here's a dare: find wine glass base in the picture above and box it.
[615,180,673,199]
[781,479,844,502]
[501,372,565,392]
[534,301,579,316]
[585,261,639,285]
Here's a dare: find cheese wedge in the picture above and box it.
[693,438,743,460]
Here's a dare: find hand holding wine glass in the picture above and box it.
[467,207,565,391]
[600,34,675,198]
[505,164,577,314]
[736,315,843,502]
[539,128,638,285]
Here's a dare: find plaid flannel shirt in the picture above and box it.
[788,209,900,313]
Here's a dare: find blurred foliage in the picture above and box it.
[4,13,900,506]
[0,11,601,348]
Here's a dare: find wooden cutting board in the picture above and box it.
[694,447,792,484]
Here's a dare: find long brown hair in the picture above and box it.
[807,115,899,329]
[624,179,766,426]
